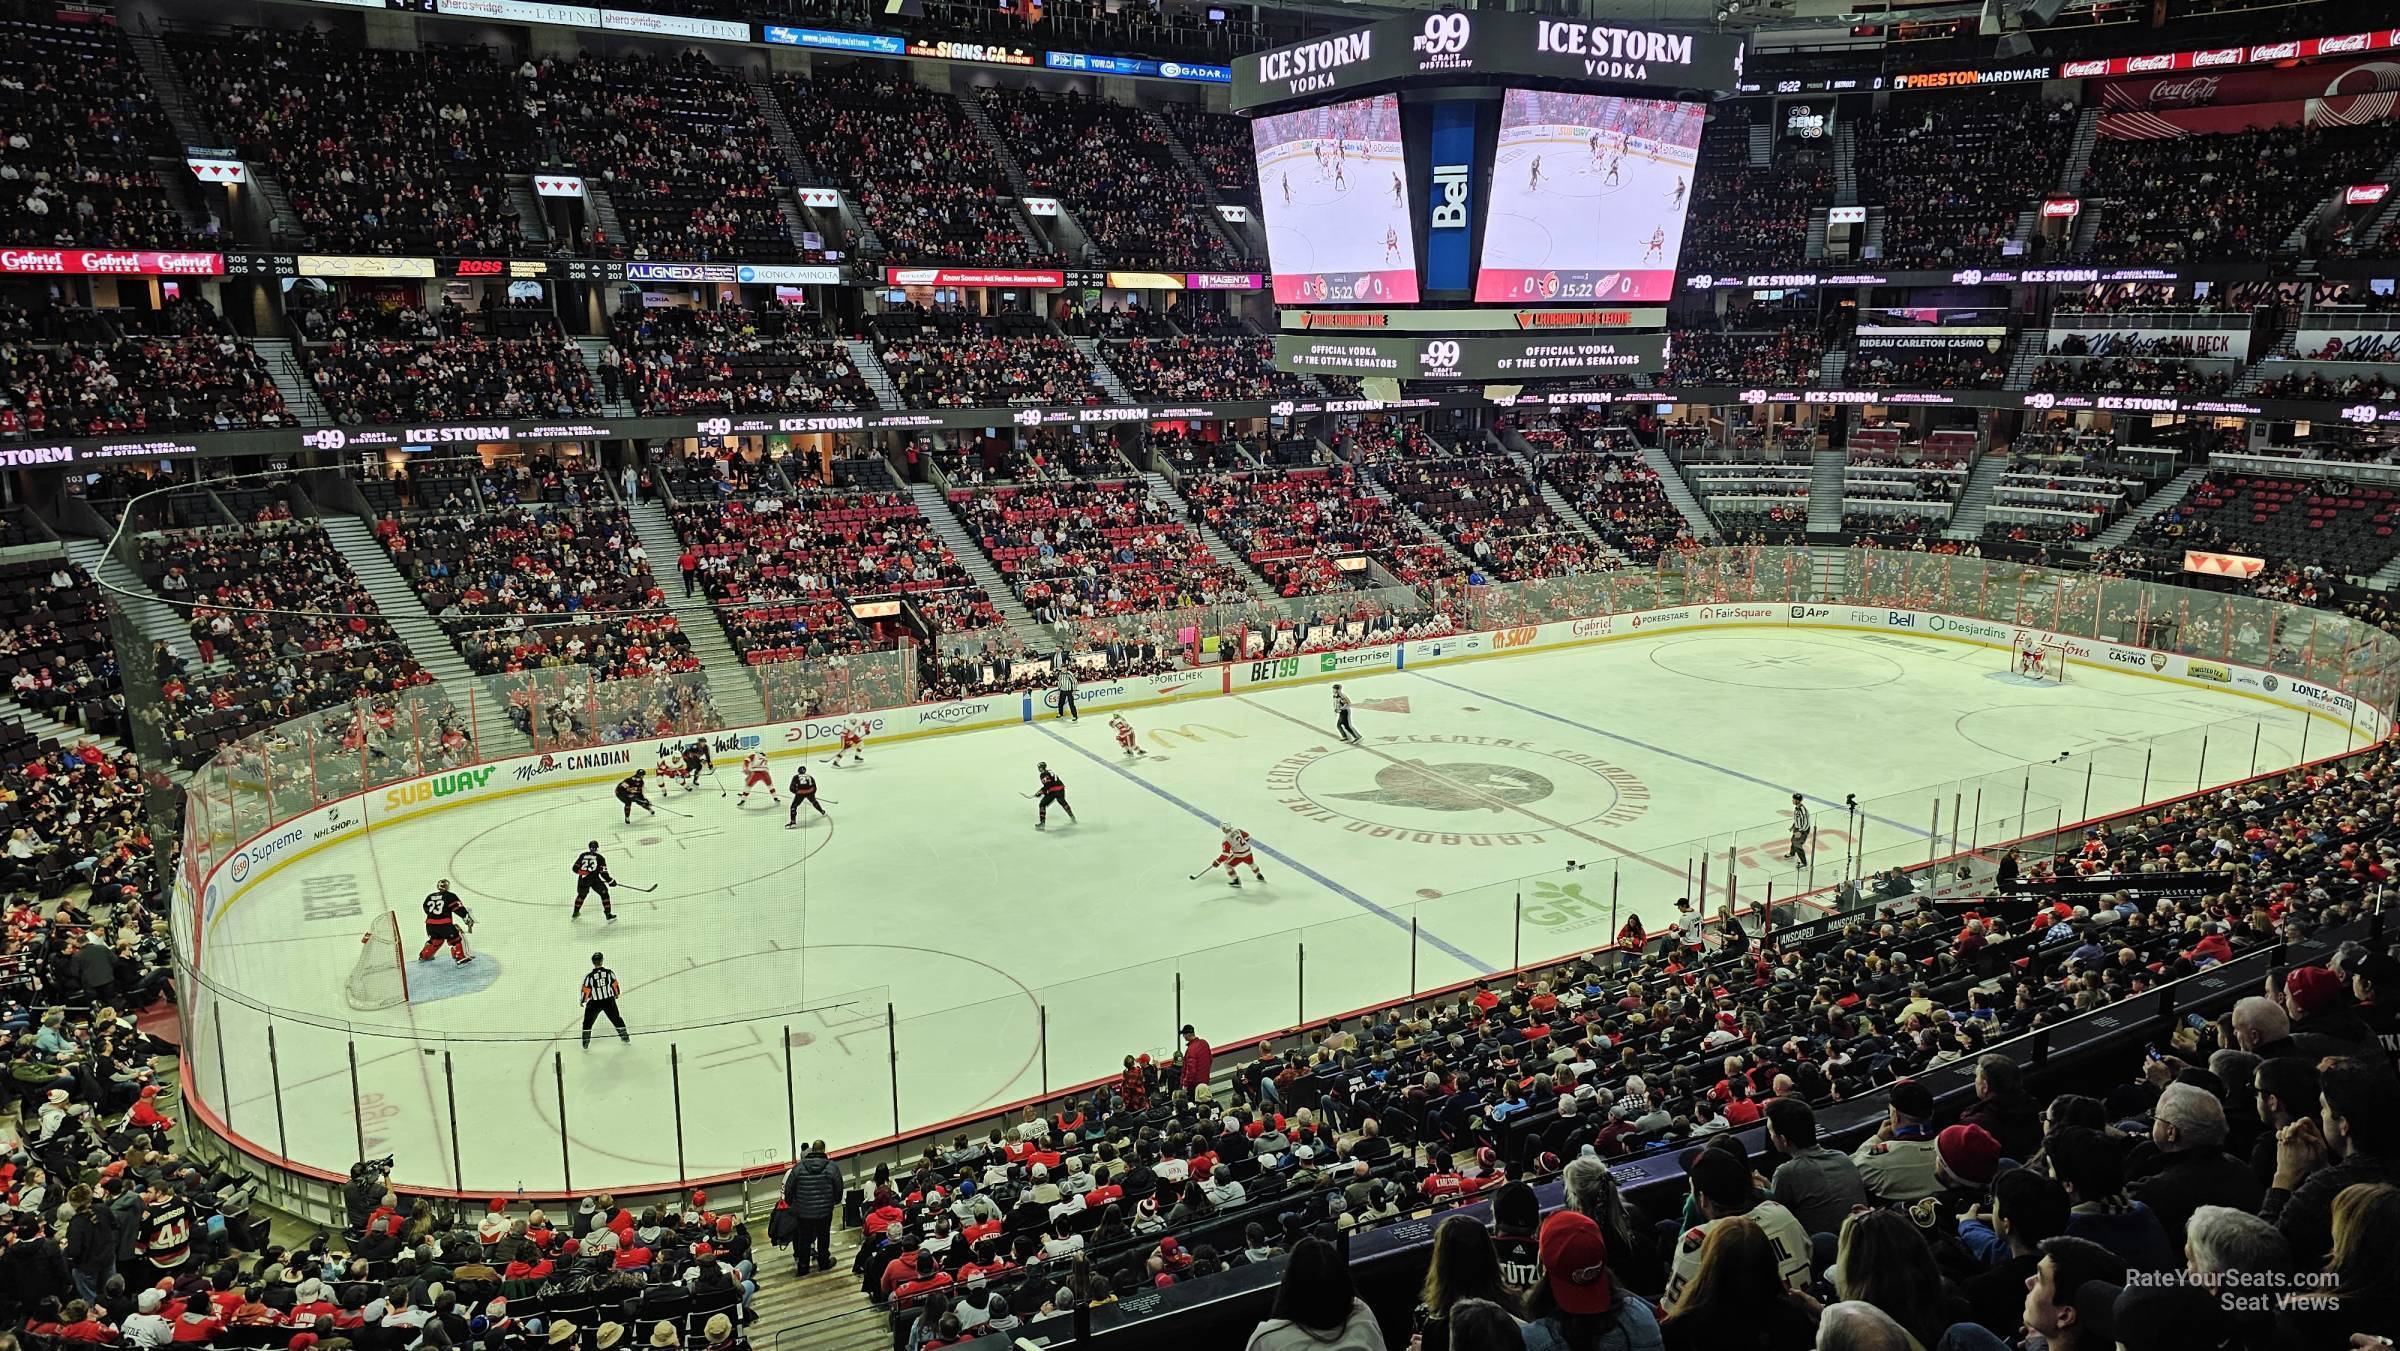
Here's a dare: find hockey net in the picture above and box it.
[2010,637,2070,684]
[345,910,410,1011]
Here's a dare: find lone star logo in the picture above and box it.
[1267,734,1649,847]
[1332,760,1556,812]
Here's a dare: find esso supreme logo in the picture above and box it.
[1419,340,1463,372]
[1415,12,1471,55]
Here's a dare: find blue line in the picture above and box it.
[1405,669,1932,840]
[1029,723,1497,974]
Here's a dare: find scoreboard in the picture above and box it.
[1240,12,1742,383]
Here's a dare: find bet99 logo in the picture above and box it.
[1414,12,1471,56]
[1418,340,1463,374]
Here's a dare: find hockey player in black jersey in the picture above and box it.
[418,880,474,963]
[1035,762,1076,831]
[615,770,656,822]
[572,841,617,921]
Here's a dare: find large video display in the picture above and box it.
[1474,90,1705,304]
[1251,93,1421,305]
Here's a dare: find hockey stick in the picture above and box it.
[616,882,659,894]
[1187,867,1214,881]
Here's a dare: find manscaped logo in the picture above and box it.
[382,766,498,811]
[2186,661,2231,685]
[1269,733,1649,847]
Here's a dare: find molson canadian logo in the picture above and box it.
[383,767,497,811]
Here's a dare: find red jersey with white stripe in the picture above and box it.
[744,751,771,786]
[1217,829,1253,866]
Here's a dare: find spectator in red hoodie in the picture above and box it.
[1179,1026,1212,1094]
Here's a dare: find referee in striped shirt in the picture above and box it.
[1787,794,1812,867]
[581,952,629,1047]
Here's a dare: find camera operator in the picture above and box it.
[345,1158,392,1235]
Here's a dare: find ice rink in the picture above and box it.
[1480,135,1693,276]
[189,627,2328,1193]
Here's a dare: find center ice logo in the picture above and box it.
[1333,759,1556,812]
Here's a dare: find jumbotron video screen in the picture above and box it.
[1251,93,1422,305]
[1475,89,1706,303]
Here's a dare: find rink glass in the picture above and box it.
[106,471,2400,1207]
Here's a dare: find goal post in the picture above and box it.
[345,910,410,1011]
[2010,636,2070,684]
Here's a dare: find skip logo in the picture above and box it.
[1431,164,1470,230]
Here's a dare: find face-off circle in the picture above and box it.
[1267,733,1649,846]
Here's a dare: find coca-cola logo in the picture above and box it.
[2192,48,2243,66]
[2320,34,2372,54]
[2248,41,2301,60]
[2126,54,2174,72]
[2147,75,2222,104]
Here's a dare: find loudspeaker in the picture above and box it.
[2017,0,2067,27]
[1994,32,2035,60]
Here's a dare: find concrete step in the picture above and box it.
[1147,471,1275,600]
[1942,450,2016,541]
[2093,465,2207,551]
[508,176,553,246]
[0,692,128,762]
[573,336,635,417]
[251,337,330,425]
[909,482,1054,652]
[840,338,904,412]
[1807,448,1846,534]
[64,538,201,668]
[1070,336,1132,403]
[624,500,770,727]
[1636,443,1720,543]
[317,515,531,756]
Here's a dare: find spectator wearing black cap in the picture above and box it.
[2351,953,2400,1063]
[1956,1168,2069,1338]
[2047,1126,2176,1274]
[1489,1180,1543,1304]
[1665,1146,1810,1307]
[1851,1081,1941,1204]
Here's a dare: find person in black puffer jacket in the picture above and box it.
[780,1142,842,1275]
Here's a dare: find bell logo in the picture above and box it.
[1431,164,1470,229]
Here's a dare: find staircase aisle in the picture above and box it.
[250,338,330,425]
[1807,449,1846,534]
[622,502,769,727]
[904,483,1053,653]
[65,538,202,668]
[1070,336,1133,403]
[1635,444,1720,543]
[574,336,634,417]
[316,517,531,756]
[1942,451,2014,541]
[2093,465,2206,550]
[841,339,904,411]
[1146,472,1276,599]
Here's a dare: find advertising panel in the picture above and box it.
[1272,331,1668,379]
[1473,90,1705,304]
[0,249,224,276]
[1252,93,1421,305]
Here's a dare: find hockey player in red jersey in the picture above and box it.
[418,879,475,963]
[830,718,868,767]
[737,750,777,803]
[1109,713,1148,758]
[1211,824,1265,888]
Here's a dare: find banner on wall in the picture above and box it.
[2292,329,2400,361]
[2184,550,2266,579]
[2050,327,2252,361]
[2100,56,2400,111]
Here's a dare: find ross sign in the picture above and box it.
[885,266,1065,288]
[762,25,906,55]
[1272,331,1670,379]
[0,249,223,277]
[533,175,585,198]
[1042,51,1231,83]
[1235,12,1746,110]
[186,156,247,184]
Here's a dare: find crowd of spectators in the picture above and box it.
[608,304,873,415]
[376,505,694,679]
[1157,103,1258,205]
[877,332,1102,409]
[305,327,598,425]
[1109,337,1313,402]
[526,52,796,262]
[1527,419,1693,564]
[1856,94,2077,266]
[0,17,200,249]
[0,333,290,438]
[2257,369,2400,403]
[2029,356,2233,397]
[1366,448,1598,583]
[1667,326,1825,388]
[1681,106,1829,270]
[2085,122,2400,261]
[776,70,1048,265]
[137,523,432,766]
[1851,344,2011,389]
[1182,466,1426,597]
[0,558,122,742]
[170,28,529,255]
[949,481,1252,622]
[981,87,1246,270]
